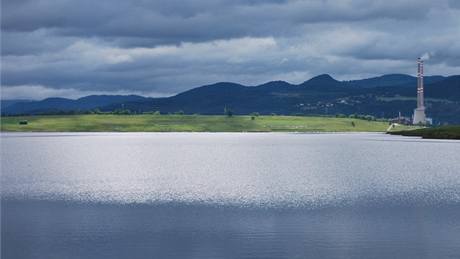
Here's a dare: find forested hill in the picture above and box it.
[2,74,460,124]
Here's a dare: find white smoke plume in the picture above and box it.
[421,52,432,61]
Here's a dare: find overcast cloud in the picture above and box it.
[1,0,460,99]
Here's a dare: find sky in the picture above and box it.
[1,0,460,100]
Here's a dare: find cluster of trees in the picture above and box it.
[224,107,233,117]
[335,113,385,121]
[93,109,187,115]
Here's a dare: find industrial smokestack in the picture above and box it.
[417,58,424,109]
[413,57,426,125]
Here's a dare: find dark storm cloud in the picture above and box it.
[1,0,436,45]
[448,0,460,9]
[1,0,459,99]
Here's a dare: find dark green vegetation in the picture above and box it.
[388,126,460,139]
[0,115,410,132]
[2,74,460,124]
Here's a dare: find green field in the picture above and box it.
[0,114,410,132]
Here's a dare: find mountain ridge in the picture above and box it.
[2,74,459,124]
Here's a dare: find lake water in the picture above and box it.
[1,133,460,258]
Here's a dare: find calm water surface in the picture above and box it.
[1,133,460,258]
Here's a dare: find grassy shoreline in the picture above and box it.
[388,126,460,139]
[0,114,408,133]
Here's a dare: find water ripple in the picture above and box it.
[2,133,460,209]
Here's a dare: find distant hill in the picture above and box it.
[2,74,460,124]
[1,99,33,110]
[344,74,445,88]
[2,95,147,115]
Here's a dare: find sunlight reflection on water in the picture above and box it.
[2,133,460,259]
[2,133,459,208]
